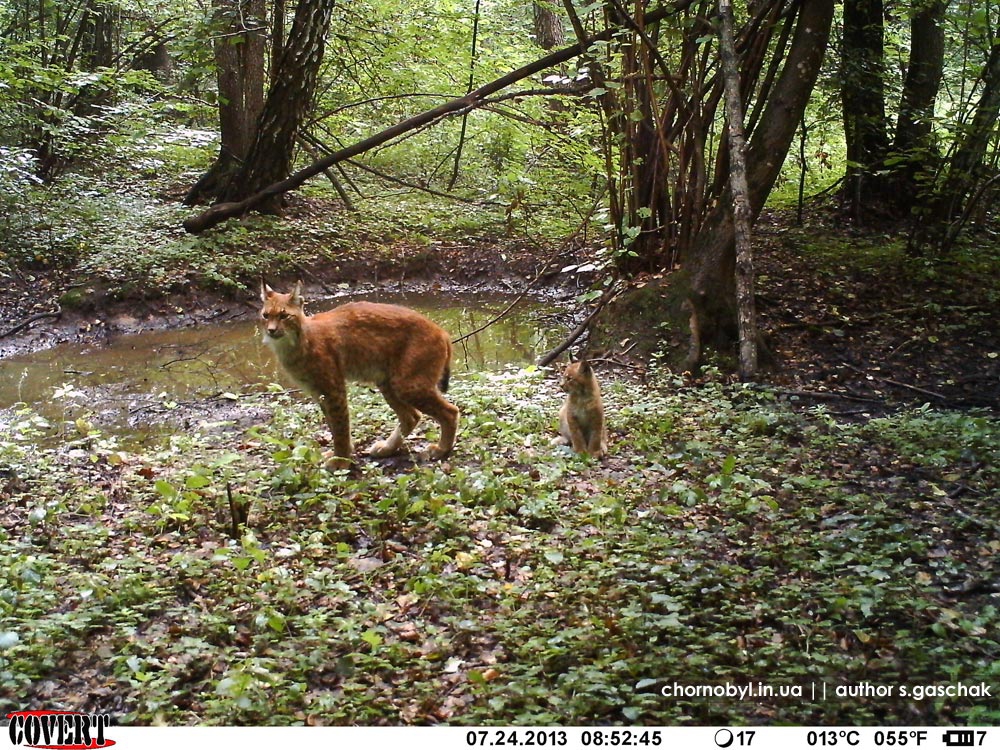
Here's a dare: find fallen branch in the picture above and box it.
[842,362,947,401]
[297,135,356,211]
[0,306,62,339]
[759,387,883,404]
[537,281,619,368]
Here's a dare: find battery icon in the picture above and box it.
[943,730,976,747]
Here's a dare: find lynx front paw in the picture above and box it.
[427,443,452,460]
[369,438,403,458]
[322,450,353,471]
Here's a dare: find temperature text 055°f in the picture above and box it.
[874,731,928,746]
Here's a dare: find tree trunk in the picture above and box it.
[533,2,564,50]
[717,0,757,380]
[886,0,946,212]
[840,0,890,222]
[74,0,116,113]
[684,0,834,368]
[220,0,336,210]
[893,0,945,155]
[79,0,115,72]
[184,0,266,205]
[271,0,286,75]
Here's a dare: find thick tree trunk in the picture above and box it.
[893,0,945,155]
[184,0,266,205]
[220,0,336,210]
[533,2,564,50]
[887,0,946,212]
[840,0,890,222]
[684,0,834,368]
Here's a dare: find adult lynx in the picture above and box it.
[260,281,459,468]
[555,358,608,458]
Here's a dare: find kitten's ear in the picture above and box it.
[291,280,304,306]
[260,278,274,301]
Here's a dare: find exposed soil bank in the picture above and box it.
[0,237,588,358]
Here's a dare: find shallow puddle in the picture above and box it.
[0,292,564,438]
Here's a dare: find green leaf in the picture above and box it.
[185,474,211,489]
[154,479,177,498]
[360,629,383,650]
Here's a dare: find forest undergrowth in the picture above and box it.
[1,360,998,725]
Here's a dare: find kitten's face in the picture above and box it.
[561,360,594,395]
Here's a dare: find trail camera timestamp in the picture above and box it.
[466,730,664,747]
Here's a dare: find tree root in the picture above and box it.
[0,306,62,339]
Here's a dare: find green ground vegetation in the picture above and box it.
[2,364,997,725]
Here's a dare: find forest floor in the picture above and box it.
[752,211,998,413]
[1,206,998,726]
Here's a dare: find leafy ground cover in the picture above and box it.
[755,212,1000,411]
[1,362,997,725]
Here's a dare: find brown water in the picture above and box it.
[0,292,563,437]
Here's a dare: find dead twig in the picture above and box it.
[842,362,947,401]
[450,245,569,345]
[0,306,62,339]
[450,201,603,346]
[346,158,504,206]
[537,281,620,367]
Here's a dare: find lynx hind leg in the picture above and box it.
[370,385,421,458]
[426,398,459,459]
[399,386,459,459]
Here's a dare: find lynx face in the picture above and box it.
[561,360,596,396]
[260,281,305,343]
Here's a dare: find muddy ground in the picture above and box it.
[1,211,998,415]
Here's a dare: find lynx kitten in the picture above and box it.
[555,358,608,458]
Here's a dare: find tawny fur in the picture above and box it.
[260,280,459,468]
[555,358,608,458]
